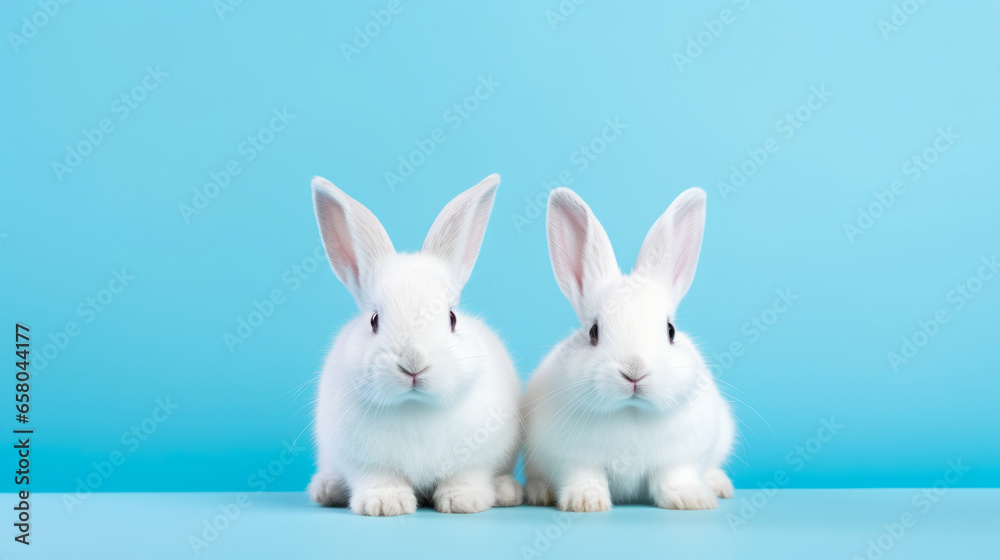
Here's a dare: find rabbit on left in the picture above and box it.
[307,174,523,516]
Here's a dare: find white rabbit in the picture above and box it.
[307,174,523,516]
[522,186,734,512]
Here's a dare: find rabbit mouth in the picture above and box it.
[626,394,648,404]
[401,380,428,394]
[624,383,647,400]
[620,393,657,412]
[395,387,435,405]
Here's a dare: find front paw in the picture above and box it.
[434,483,494,514]
[350,487,417,517]
[656,482,718,510]
[525,479,554,507]
[557,484,611,512]
[308,472,347,507]
[494,475,524,507]
[704,468,734,499]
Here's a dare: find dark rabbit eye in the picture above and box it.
[370,312,379,334]
[589,323,599,346]
[668,321,675,344]
[450,310,457,332]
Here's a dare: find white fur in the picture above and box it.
[523,187,734,512]
[308,174,522,516]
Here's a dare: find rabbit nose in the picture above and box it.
[399,364,428,386]
[620,371,648,383]
[398,365,428,376]
[620,371,648,394]
[620,356,647,382]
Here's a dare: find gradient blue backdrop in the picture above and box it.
[1,0,998,493]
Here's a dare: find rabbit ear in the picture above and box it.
[546,188,619,321]
[635,187,706,305]
[312,177,394,304]
[421,173,500,291]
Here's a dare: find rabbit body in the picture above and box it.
[523,187,735,512]
[307,175,522,516]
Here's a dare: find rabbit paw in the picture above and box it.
[308,472,347,507]
[704,468,734,499]
[434,478,494,514]
[493,475,524,507]
[558,483,611,512]
[525,479,555,507]
[656,482,719,510]
[350,487,417,517]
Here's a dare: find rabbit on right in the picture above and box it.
[522,187,734,512]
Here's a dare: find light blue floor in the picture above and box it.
[8,489,998,559]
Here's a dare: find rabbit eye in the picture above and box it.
[589,323,599,346]
[450,310,457,332]
[370,312,379,334]
[668,321,675,344]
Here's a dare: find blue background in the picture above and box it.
[1,0,998,496]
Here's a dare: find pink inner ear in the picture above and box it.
[316,195,359,286]
[421,181,497,288]
[553,199,589,294]
[459,194,493,275]
[672,243,693,287]
[667,202,704,293]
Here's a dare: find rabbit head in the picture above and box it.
[312,174,500,406]
[546,186,708,413]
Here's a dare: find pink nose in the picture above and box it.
[399,365,428,386]
[620,371,648,392]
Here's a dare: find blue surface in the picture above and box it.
[2,0,999,494]
[5,490,998,559]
